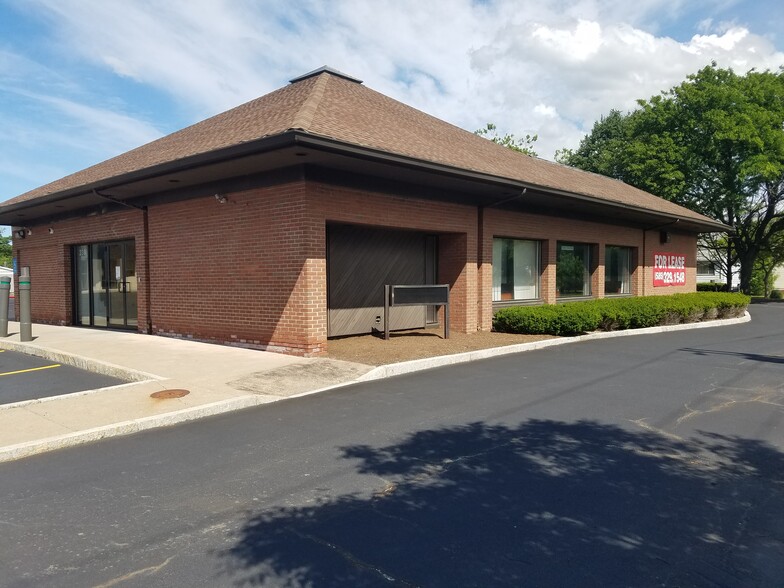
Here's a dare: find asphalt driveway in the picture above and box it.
[0,349,125,405]
[0,304,781,587]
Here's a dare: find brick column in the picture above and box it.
[439,232,476,333]
[542,239,557,303]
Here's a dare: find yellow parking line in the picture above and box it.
[0,364,61,377]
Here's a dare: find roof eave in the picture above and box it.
[1,129,730,234]
[0,132,301,218]
[290,133,731,234]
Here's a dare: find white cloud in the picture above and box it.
[1,86,162,154]
[5,0,784,183]
[534,104,559,118]
[688,26,749,52]
[532,20,604,61]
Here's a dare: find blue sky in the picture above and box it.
[1,0,783,217]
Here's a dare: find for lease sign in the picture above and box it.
[653,253,686,287]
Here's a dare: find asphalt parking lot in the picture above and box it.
[0,349,126,405]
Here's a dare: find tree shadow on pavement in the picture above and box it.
[220,420,784,587]
[680,347,784,364]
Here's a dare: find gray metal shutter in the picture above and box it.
[328,224,429,337]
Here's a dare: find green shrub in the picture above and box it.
[696,282,729,292]
[493,292,750,336]
[593,299,632,330]
[770,289,782,300]
[553,303,601,335]
[493,305,559,335]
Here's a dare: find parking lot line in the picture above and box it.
[0,364,61,377]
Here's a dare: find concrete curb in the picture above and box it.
[0,381,158,412]
[357,311,751,382]
[0,394,269,463]
[0,340,162,382]
[0,311,751,463]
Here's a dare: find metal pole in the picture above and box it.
[444,289,450,340]
[19,268,32,342]
[0,276,10,337]
[384,285,390,341]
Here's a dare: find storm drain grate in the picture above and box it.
[150,389,190,399]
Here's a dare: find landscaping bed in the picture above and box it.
[493,292,750,336]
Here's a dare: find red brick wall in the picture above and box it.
[11,210,147,327]
[147,180,317,354]
[148,177,477,354]
[12,177,697,357]
[641,230,697,296]
[306,180,478,337]
[479,209,697,330]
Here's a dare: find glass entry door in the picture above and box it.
[74,240,137,328]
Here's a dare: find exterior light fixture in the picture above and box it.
[214,193,227,204]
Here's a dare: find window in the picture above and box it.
[605,246,632,295]
[492,238,539,301]
[697,260,716,275]
[557,242,591,297]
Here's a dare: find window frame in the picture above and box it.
[696,260,716,276]
[556,241,593,299]
[604,245,633,296]
[492,237,541,306]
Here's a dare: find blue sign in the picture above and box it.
[12,257,17,275]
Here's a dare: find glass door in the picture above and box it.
[73,240,137,328]
[75,245,91,326]
[91,243,108,326]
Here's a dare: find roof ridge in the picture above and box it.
[289,72,330,131]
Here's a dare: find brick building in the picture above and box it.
[0,67,726,356]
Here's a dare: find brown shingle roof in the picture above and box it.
[2,68,720,228]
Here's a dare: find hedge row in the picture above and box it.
[697,282,730,292]
[493,292,750,336]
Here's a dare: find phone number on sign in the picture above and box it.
[654,270,686,285]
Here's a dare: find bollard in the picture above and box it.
[19,269,32,342]
[0,276,10,337]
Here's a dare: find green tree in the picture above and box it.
[752,230,784,296]
[559,65,784,294]
[0,233,11,267]
[475,123,538,157]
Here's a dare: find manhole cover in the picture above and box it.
[150,389,190,399]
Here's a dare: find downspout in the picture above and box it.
[142,207,152,334]
[477,205,484,327]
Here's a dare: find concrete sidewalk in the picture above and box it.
[0,313,751,463]
[0,322,373,462]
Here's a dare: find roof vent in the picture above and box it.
[289,66,363,85]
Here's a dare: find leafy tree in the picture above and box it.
[0,233,11,268]
[752,230,784,296]
[698,233,738,289]
[554,110,631,179]
[475,123,538,157]
[558,65,784,294]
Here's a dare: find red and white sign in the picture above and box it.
[653,253,686,287]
